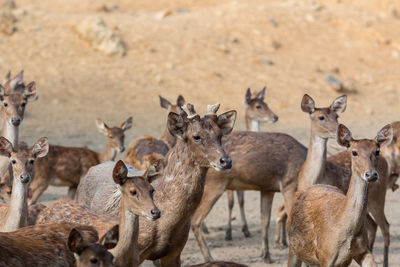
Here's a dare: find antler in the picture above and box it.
[206,103,220,115]
[182,103,198,119]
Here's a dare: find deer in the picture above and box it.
[28,116,132,205]
[225,87,278,241]
[36,160,161,267]
[0,136,48,232]
[0,222,117,266]
[188,262,248,267]
[75,103,236,267]
[287,123,393,267]
[125,95,184,170]
[381,121,400,191]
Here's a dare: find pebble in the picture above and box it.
[269,18,278,27]
[325,75,343,92]
[261,59,274,66]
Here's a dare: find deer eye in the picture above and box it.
[11,160,16,164]
[130,190,137,196]
[318,116,325,121]
[21,102,26,107]
[256,105,261,109]
[3,103,8,107]
[90,258,98,264]
[352,151,358,157]
[192,136,201,142]
[7,191,11,195]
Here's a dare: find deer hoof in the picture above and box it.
[242,225,251,237]
[261,252,274,263]
[225,229,232,241]
[201,223,209,234]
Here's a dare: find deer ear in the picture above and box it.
[244,88,252,106]
[100,225,119,250]
[0,137,13,158]
[159,95,171,110]
[330,95,347,114]
[4,71,11,83]
[0,85,5,101]
[176,95,185,107]
[96,119,109,135]
[25,82,38,102]
[121,117,133,131]
[376,124,393,148]
[67,228,85,254]
[32,137,49,158]
[301,94,315,114]
[217,110,237,135]
[256,86,266,101]
[112,160,128,185]
[167,112,187,139]
[337,124,353,148]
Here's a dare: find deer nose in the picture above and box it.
[364,171,378,182]
[150,209,161,220]
[273,115,279,122]
[11,117,21,126]
[219,157,232,169]
[119,146,125,153]
[20,174,31,184]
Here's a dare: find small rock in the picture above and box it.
[155,9,172,20]
[0,10,16,35]
[392,9,400,19]
[75,16,125,56]
[230,37,239,44]
[175,8,189,13]
[218,44,229,53]
[325,75,343,92]
[269,18,278,27]
[0,0,15,9]
[261,59,274,66]
[330,67,340,74]
[271,40,281,50]
[392,50,400,59]
[34,25,42,32]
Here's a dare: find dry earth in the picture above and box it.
[1,0,400,266]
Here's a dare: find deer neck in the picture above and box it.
[298,129,327,190]
[160,123,176,148]
[98,140,117,163]
[1,179,28,232]
[341,171,369,235]
[111,199,139,267]
[245,114,260,132]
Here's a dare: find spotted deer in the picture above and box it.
[288,124,392,267]
[0,136,48,232]
[76,103,236,266]
[125,95,184,170]
[381,121,400,191]
[28,117,132,205]
[37,160,161,267]
[225,87,278,241]
[0,222,115,266]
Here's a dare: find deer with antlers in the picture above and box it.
[28,117,132,204]
[36,160,161,267]
[287,124,392,267]
[76,103,236,266]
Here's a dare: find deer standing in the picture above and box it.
[36,160,161,267]
[287,124,392,266]
[125,95,184,170]
[0,136,48,232]
[225,87,278,241]
[76,103,236,266]
[381,121,400,191]
[28,117,132,204]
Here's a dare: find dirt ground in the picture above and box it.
[2,0,400,266]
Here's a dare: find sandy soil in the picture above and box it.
[2,0,400,266]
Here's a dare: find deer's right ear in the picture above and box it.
[376,124,393,148]
[217,110,237,135]
[159,95,171,110]
[67,228,85,254]
[301,94,315,114]
[96,119,109,135]
[32,137,49,158]
[100,224,119,250]
[0,137,13,158]
[121,117,133,131]
[244,88,252,106]
[113,160,128,185]
[330,95,347,114]
[167,112,187,139]
[337,124,353,148]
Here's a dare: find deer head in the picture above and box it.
[301,94,347,139]
[168,103,236,171]
[159,95,185,114]
[112,160,161,221]
[0,182,11,204]
[337,124,393,183]
[244,87,278,123]
[96,117,133,153]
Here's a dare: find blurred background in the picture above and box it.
[1,0,400,265]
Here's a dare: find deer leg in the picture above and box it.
[28,177,50,205]
[354,251,377,267]
[365,213,377,251]
[159,254,181,267]
[225,189,234,241]
[369,208,390,267]
[237,190,250,238]
[191,181,227,262]
[287,248,302,267]
[274,204,288,249]
[201,222,209,234]
[260,191,275,263]
[67,186,77,199]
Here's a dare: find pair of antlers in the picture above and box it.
[181,103,220,119]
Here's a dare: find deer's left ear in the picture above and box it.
[330,95,347,114]
[32,137,49,158]
[67,228,85,254]
[25,82,38,102]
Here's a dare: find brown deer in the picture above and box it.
[0,136,48,232]
[0,222,116,266]
[225,87,278,241]
[125,95,184,170]
[287,123,392,267]
[381,121,400,191]
[76,103,236,266]
[188,262,248,267]
[28,116,132,205]
[36,160,161,267]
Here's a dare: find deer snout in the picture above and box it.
[219,157,232,170]
[19,174,31,184]
[11,117,21,126]
[150,209,161,220]
[364,171,379,183]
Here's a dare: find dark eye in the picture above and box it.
[256,105,261,109]
[318,116,325,121]
[90,258,98,264]
[375,150,380,157]
[29,159,34,164]
[21,102,26,107]
[3,103,8,107]
[192,136,201,142]
[7,191,11,195]
[130,190,137,196]
[11,160,16,164]
[352,151,358,156]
